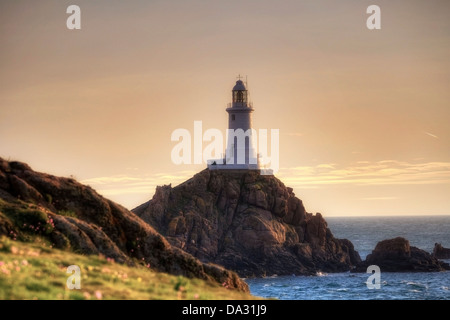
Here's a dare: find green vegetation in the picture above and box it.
[0,199,54,241]
[0,237,256,300]
[57,210,77,218]
[45,194,52,205]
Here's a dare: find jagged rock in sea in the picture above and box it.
[0,158,248,291]
[133,169,361,277]
[353,237,450,272]
[432,243,450,260]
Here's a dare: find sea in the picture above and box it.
[246,216,450,300]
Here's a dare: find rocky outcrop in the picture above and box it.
[353,237,450,272]
[433,243,450,259]
[0,158,248,291]
[133,169,361,277]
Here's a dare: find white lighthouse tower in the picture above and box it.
[208,77,259,170]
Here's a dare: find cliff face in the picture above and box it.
[133,169,361,277]
[0,158,248,291]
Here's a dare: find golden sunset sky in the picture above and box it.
[1,0,449,216]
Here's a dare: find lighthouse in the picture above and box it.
[208,77,259,170]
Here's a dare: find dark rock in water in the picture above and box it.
[353,237,450,272]
[433,243,450,259]
[0,157,248,291]
[133,169,361,277]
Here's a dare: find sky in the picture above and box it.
[1,0,449,216]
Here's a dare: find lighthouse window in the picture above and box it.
[232,114,235,121]
[233,90,247,103]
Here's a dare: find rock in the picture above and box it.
[0,171,9,190]
[8,175,44,202]
[432,243,450,259]
[133,169,361,277]
[353,237,450,272]
[370,237,411,260]
[0,157,248,292]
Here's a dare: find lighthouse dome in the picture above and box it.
[233,80,247,91]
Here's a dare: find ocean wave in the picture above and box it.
[247,271,450,300]
[406,281,427,289]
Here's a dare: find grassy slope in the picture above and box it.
[0,237,255,300]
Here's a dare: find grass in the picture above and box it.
[57,210,77,218]
[0,237,256,300]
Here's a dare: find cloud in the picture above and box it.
[82,160,450,205]
[81,170,197,197]
[278,160,450,187]
[424,132,439,139]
